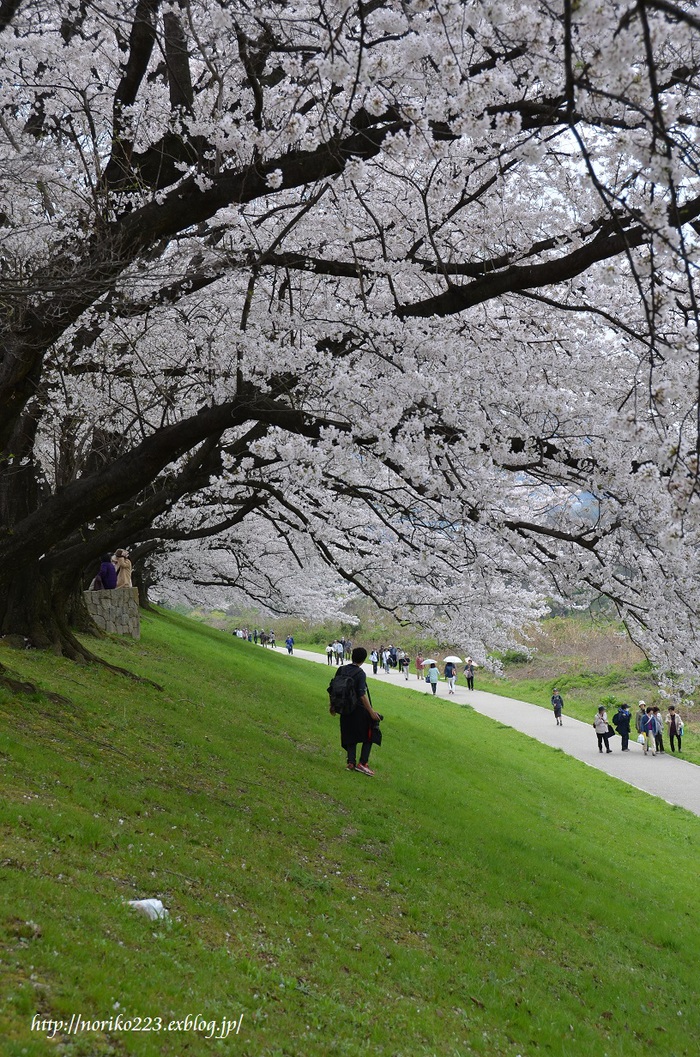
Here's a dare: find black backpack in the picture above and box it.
[328,667,360,716]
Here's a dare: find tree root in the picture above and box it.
[97,657,164,690]
[0,662,71,705]
[49,623,164,690]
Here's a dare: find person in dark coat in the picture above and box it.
[551,689,564,725]
[336,647,381,776]
[99,553,117,589]
[613,703,631,750]
[665,705,684,753]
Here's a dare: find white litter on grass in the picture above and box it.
[127,898,169,921]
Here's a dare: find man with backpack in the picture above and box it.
[551,689,564,726]
[329,647,382,776]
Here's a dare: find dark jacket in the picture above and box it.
[99,560,117,589]
[337,664,373,747]
[613,708,631,734]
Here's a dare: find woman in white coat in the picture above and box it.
[593,706,613,754]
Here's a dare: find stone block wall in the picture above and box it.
[84,587,141,639]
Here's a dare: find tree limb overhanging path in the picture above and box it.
[7,1,700,673]
[284,647,700,818]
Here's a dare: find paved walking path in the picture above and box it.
[280,646,700,817]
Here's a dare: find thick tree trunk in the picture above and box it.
[0,427,97,657]
[0,561,163,687]
[136,569,153,610]
[0,563,96,660]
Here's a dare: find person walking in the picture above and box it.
[464,658,475,691]
[399,654,411,680]
[641,706,656,756]
[665,706,684,753]
[635,702,646,740]
[444,660,457,695]
[326,643,334,665]
[427,662,440,696]
[416,654,425,681]
[331,647,382,776]
[551,689,564,726]
[370,648,379,675]
[285,635,294,655]
[613,702,631,750]
[652,706,665,753]
[593,706,613,753]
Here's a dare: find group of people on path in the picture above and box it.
[418,657,476,694]
[90,549,132,590]
[234,627,282,647]
[367,644,408,675]
[322,639,480,693]
[326,639,353,665]
[366,653,476,693]
[551,690,685,756]
[635,702,684,755]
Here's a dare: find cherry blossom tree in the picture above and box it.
[2,0,700,677]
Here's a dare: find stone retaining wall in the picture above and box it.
[84,587,140,639]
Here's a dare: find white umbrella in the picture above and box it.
[443,655,462,664]
[422,658,438,665]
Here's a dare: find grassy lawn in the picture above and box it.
[1,610,699,1056]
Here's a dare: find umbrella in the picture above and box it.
[443,655,462,664]
[422,658,438,665]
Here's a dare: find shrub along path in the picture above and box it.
[288,647,700,816]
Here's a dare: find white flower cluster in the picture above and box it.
[2,1,700,677]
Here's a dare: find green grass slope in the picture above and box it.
[1,611,698,1057]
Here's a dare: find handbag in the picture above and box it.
[637,733,646,745]
[607,723,615,736]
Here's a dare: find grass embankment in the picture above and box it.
[1,611,699,1057]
